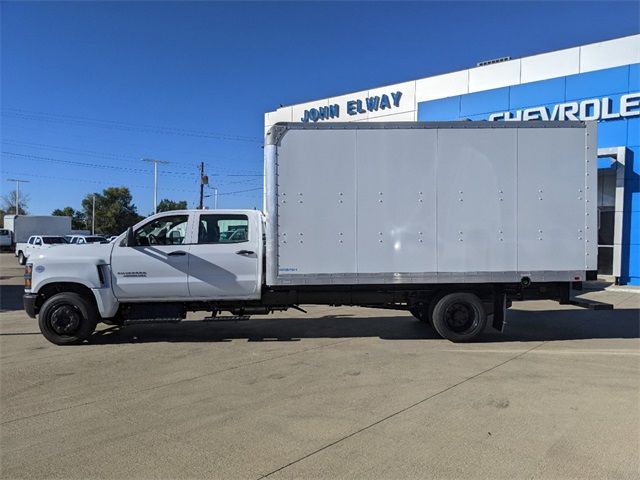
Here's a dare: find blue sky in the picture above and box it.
[1,1,638,216]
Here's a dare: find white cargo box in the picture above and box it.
[264,121,597,286]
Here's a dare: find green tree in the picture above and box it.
[52,206,86,230]
[1,190,30,215]
[81,187,143,236]
[156,199,188,213]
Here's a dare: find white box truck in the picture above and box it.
[22,121,608,345]
[4,215,71,246]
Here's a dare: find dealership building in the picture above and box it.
[266,34,640,285]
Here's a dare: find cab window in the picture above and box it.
[198,215,248,244]
[134,215,188,246]
[34,238,42,246]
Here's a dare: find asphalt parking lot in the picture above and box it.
[1,252,639,479]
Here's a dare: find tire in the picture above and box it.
[38,292,98,345]
[431,292,487,343]
[18,251,26,265]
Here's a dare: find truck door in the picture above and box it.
[188,212,261,299]
[110,213,191,300]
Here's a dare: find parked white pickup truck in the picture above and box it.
[16,235,68,266]
[23,122,610,346]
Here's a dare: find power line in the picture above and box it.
[1,140,263,176]
[1,170,264,197]
[2,107,262,143]
[0,170,193,192]
[1,151,200,176]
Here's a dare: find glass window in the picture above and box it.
[42,237,67,245]
[134,215,188,246]
[198,215,248,244]
[28,237,34,244]
[34,238,42,245]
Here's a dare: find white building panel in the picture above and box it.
[468,59,521,93]
[520,47,580,83]
[366,110,416,121]
[265,108,292,127]
[415,70,469,103]
[579,34,640,73]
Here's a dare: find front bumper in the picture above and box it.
[23,293,38,318]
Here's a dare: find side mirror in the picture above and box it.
[124,227,136,247]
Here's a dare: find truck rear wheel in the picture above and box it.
[431,292,486,342]
[38,292,98,345]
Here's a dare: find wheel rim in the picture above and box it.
[443,302,479,334]
[49,304,82,335]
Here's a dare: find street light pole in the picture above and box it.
[6,179,30,215]
[142,159,170,214]
[92,195,96,235]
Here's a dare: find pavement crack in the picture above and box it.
[260,341,548,478]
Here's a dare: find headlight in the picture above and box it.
[24,264,32,290]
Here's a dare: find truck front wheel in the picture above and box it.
[38,292,98,345]
[431,292,486,342]
[18,251,25,265]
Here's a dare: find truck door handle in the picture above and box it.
[167,251,187,257]
[236,250,254,256]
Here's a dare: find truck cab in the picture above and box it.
[110,209,263,301]
[23,210,265,344]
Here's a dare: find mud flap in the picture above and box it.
[492,291,507,332]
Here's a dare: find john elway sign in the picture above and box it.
[301,91,403,122]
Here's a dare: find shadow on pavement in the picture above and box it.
[87,307,640,345]
[0,285,25,312]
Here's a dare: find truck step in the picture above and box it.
[123,318,183,325]
[203,315,251,322]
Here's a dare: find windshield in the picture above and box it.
[85,236,108,243]
[0,229,9,235]
[42,237,67,244]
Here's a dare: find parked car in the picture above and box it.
[15,235,67,265]
[67,235,109,245]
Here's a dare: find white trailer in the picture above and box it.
[23,121,610,345]
[4,215,71,245]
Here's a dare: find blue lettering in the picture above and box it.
[329,104,339,118]
[301,110,309,122]
[318,106,330,120]
[365,96,380,111]
[379,94,391,110]
[356,99,366,114]
[347,101,357,116]
[391,91,402,107]
[309,108,320,122]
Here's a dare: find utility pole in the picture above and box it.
[6,178,30,215]
[199,162,208,209]
[92,195,96,235]
[143,158,170,214]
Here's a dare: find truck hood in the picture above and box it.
[28,243,114,265]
